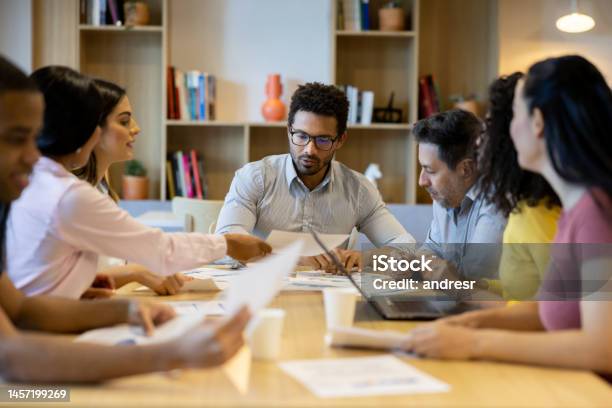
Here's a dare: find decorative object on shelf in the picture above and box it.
[122,159,149,200]
[378,1,405,31]
[124,1,150,26]
[364,163,382,190]
[261,74,286,122]
[373,92,403,124]
[450,94,481,118]
[556,0,595,33]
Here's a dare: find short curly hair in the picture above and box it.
[479,72,560,217]
[288,82,349,137]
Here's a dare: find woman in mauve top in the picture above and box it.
[6,66,270,299]
[405,55,612,377]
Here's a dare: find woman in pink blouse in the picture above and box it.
[71,78,192,297]
[7,66,271,299]
[405,55,612,376]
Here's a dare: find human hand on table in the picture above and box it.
[137,270,193,296]
[403,322,479,360]
[300,249,363,274]
[127,300,177,336]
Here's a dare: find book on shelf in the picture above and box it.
[167,150,207,199]
[182,154,194,198]
[339,85,374,125]
[340,0,362,31]
[361,0,370,31]
[83,0,125,26]
[167,66,217,121]
[165,160,175,199]
[418,74,441,118]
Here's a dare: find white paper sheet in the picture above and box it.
[266,230,348,256]
[133,277,225,293]
[223,241,303,314]
[281,271,361,291]
[326,326,410,351]
[75,314,206,346]
[166,300,226,316]
[279,355,450,398]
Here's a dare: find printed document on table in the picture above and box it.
[266,230,349,256]
[75,314,206,346]
[166,300,226,316]
[133,276,225,293]
[279,355,450,398]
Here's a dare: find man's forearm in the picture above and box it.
[0,332,178,383]
[16,297,130,333]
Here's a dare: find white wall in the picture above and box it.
[169,0,333,122]
[0,0,32,72]
[498,0,612,83]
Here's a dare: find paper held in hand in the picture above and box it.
[223,240,303,314]
[266,230,349,256]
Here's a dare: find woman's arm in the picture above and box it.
[438,301,545,331]
[406,258,612,372]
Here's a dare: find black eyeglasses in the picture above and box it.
[289,127,338,151]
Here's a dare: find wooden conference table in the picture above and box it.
[42,285,612,407]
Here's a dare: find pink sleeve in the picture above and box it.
[51,182,227,275]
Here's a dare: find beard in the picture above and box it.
[427,187,454,209]
[293,153,332,176]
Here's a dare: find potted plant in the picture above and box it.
[122,159,149,200]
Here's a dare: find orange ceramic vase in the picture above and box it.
[261,74,286,122]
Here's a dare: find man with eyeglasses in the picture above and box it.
[216,82,414,268]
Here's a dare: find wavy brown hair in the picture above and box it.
[479,72,560,217]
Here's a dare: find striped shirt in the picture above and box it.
[215,154,414,247]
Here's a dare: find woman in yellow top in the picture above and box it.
[478,72,561,300]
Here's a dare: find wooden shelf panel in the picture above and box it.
[80,28,163,199]
[165,120,411,131]
[79,25,163,32]
[336,35,417,124]
[336,30,416,38]
[166,126,246,201]
[166,120,245,127]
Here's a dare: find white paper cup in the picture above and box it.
[247,308,286,360]
[323,288,358,330]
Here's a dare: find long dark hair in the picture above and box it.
[73,79,125,202]
[480,72,561,217]
[523,55,612,194]
[30,66,102,156]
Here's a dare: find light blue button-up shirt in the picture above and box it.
[424,183,507,279]
[215,154,415,247]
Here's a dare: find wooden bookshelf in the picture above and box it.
[333,0,419,203]
[31,0,422,204]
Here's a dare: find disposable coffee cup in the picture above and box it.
[323,288,358,330]
[247,308,285,360]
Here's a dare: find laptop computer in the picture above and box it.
[309,228,479,320]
